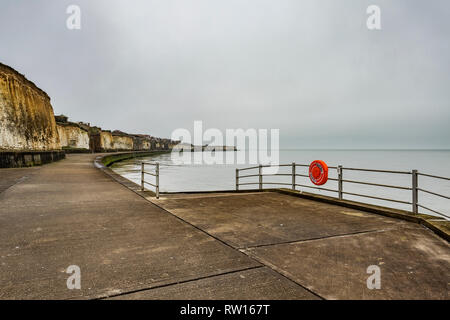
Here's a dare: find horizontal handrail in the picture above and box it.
[238,174,260,179]
[241,171,341,182]
[295,163,338,169]
[342,191,412,205]
[143,181,157,187]
[418,188,450,200]
[238,163,338,169]
[237,166,259,171]
[342,179,411,190]
[341,167,411,174]
[418,172,450,181]
[295,184,338,193]
[417,204,449,219]
[235,162,449,219]
[261,182,292,186]
[238,182,260,186]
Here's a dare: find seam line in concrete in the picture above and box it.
[97,161,325,300]
[145,200,329,300]
[100,164,256,259]
[240,228,397,250]
[0,175,29,195]
[95,265,264,300]
[242,251,325,300]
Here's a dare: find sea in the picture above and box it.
[111,150,450,219]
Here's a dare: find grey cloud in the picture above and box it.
[0,0,449,148]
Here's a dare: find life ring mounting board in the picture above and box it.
[309,160,329,185]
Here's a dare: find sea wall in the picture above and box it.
[100,151,171,167]
[0,150,65,168]
[0,63,60,151]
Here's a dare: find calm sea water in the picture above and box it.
[111,150,450,219]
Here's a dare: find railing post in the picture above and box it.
[292,162,296,190]
[338,165,343,200]
[141,162,144,191]
[412,169,418,214]
[236,168,239,191]
[156,162,160,199]
[259,164,262,190]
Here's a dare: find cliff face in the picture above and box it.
[0,62,182,166]
[0,63,60,151]
[100,131,114,150]
[56,123,89,150]
[131,135,151,151]
[112,134,134,150]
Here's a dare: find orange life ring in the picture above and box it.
[309,160,328,185]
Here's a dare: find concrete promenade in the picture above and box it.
[0,154,448,299]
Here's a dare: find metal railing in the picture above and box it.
[236,163,450,219]
[141,162,160,199]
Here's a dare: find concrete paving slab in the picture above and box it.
[154,192,408,248]
[0,155,259,299]
[244,227,450,299]
[110,267,319,300]
[0,167,39,194]
[2,154,448,300]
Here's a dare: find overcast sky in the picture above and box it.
[1,0,449,149]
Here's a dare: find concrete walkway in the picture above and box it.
[152,192,449,299]
[0,154,448,299]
